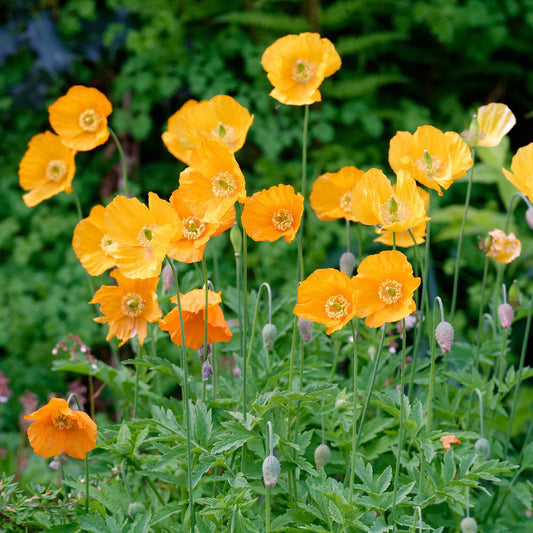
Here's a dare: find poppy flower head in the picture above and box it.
[293,269,359,334]
[310,166,365,222]
[162,95,254,165]
[18,131,76,207]
[24,397,97,459]
[48,86,112,151]
[440,434,461,451]
[474,103,516,147]
[502,142,533,203]
[241,184,304,243]
[159,289,232,349]
[261,33,341,106]
[353,250,421,328]
[484,229,521,264]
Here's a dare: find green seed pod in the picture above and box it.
[297,317,313,343]
[460,517,477,533]
[262,455,281,487]
[435,321,454,354]
[314,443,331,469]
[508,280,520,309]
[128,502,146,519]
[262,323,277,351]
[339,252,356,277]
[230,222,242,255]
[474,437,490,459]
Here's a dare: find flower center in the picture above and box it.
[182,216,206,240]
[99,235,117,255]
[292,59,315,83]
[378,279,403,304]
[324,295,351,319]
[212,122,236,147]
[52,411,74,430]
[79,109,101,132]
[137,224,157,247]
[272,209,294,231]
[380,196,410,225]
[339,192,352,214]
[211,171,237,198]
[46,160,67,182]
[414,150,443,181]
[121,293,145,318]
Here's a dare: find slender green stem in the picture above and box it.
[392,231,397,251]
[202,258,209,379]
[85,455,89,513]
[391,319,407,520]
[265,486,271,533]
[133,346,141,419]
[59,454,68,501]
[426,300,439,439]
[107,126,129,197]
[473,388,484,437]
[358,223,363,265]
[71,188,83,220]
[475,254,490,368]
[166,258,196,532]
[295,234,305,282]
[348,320,358,502]
[329,341,342,382]
[245,284,273,375]
[346,220,351,253]
[498,328,509,384]
[451,147,475,316]
[294,337,305,438]
[88,374,94,420]
[301,104,310,199]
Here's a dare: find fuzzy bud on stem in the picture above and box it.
[314,443,331,469]
[498,303,514,329]
[340,251,356,277]
[435,321,454,354]
[460,517,478,533]
[297,317,313,343]
[474,437,490,459]
[230,222,242,255]
[262,323,277,351]
[162,263,174,292]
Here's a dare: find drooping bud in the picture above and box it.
[314,443,331,469]
[230,222,242,255]
[435,321,454,354]
[460,517,478,533]
[262,323,278,351]
[198,344,211,363]
[297,317,313,343]
[526,208,533,231]
[162,263,174,292]
[474,437,490,459]
[128,502,147,519]
[262,455,281,487]
[339,251,356,277]
[498,303,514,329]
[202,359,213,381]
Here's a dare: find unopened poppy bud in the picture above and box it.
[128,502,147,518]
[498,303,514,329]
[435,321,454,354]
[526,208,533,231]
[314,443,331,469]
[202,359,213,381]
[262,455,281,487]
[297,317,313,343]
[198,344,211,362]
[162,264,174,292]
[232,364,241,378]
[469,114,480,134]
[230,222,242,255]
[474,437,490,459]
[508,280,520,309]
[335,398,348,409]
[460,517,477,533]
[339,252,356,277]
[262,323,277,351]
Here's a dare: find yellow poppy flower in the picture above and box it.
[485,229,521,264]
[261,33,341,106]
[18,131,76,207]
[502,142,533,202]
[475,103,516,147]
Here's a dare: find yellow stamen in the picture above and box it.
[52,411,74,430]
[324,295,351,319]
[415,151,443,180]
[137,224,157,247]
[121,292,145,318]
[99,235,117,255]
[182,216,206,240]
[211,171,237,198]
[79,109,101,132]
[378,279,403,304]
[272,209,294,231]
[292,59,315,83]
[46,160,67,182]
[339,192,352,214]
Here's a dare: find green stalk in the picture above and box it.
[59,454,68,501]
[451,147,475,316]
[133,345,141,419]
[329,341,342,382]
[358,224,363,265]
[473,388,484,438]
[426,300,439,439]
[301,104,310,199]
[348,320,359,502]
[346,220,351,253]
[85,455,89,513]
[474,254,490,368]
[107,126,129,197]
[202,258,209,383]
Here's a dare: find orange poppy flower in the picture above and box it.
[168,189,235,263]
[351,169,429,234]
[24,397,97,459]
[178,138,247,223]
[105,193,180,279]
[474,103,516,147]
[261,32,341,106]
[389,125,473,195]
[440,434,461,451]
[485,229,521,264]
[502,142,533,202]
[162,95,254,166]
[159,289,232,350]
[48,86,112,151]
[72,205,116,276]
[90,269,162,346]
[241,184,304,243]
[18,131,76,207]
[309,166,365,222]
[352,250,421,328]
[293,269,359,334]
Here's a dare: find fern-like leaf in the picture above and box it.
[336,32,407,56]
[320,0,397,29]
[324,74,407,99]
[216,12,310,33]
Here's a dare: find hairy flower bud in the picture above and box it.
[128,502,147,519]
[262,455,281,487]
[314,443,331,469]
[474,437,490,459]
[526,208,533,231]
[435,321,454,354]
[262,323,277,351]
[498,303,514,329]
[460,517,478,533]
[202,359,213,381]
[230,222,242,255]
[297,317,313,343]
[339,251,356,277]
[162,263,174,292]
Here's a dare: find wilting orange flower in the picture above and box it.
[72,205,116,276]
[261,32,341,106]
[178,138,246,223]
[485,229,521,264]
[90,269,162,346]
[24,397,96,459]
[351,169,429,234]
[241,184,304,243]
[105,193,179,279]
[440,434,461,451]
[168,189,235,263]
[18,131,76,207]
[389,125,473,195]
[473,103,516,147]
[353,250,421,328]
[294,269,359,334]
[159,289,232,349]
[49,86,112,151]
[310,166,365,222]
[162,95,254,166]
[502,142,533,202]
